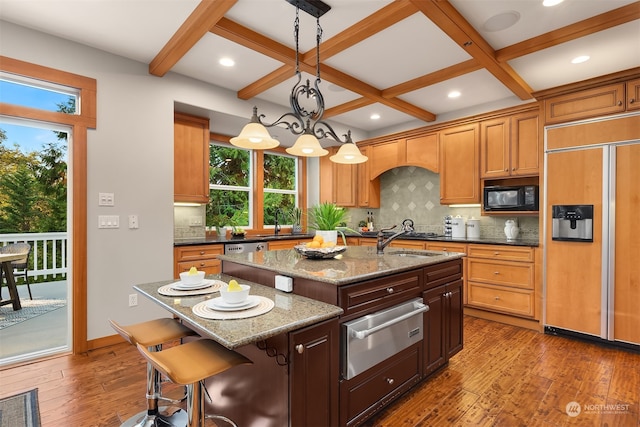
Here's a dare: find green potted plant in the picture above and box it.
[307,202,358,245]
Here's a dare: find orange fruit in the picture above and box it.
[321,242,335,248]
[307,241,321,248]
[313,234,324,244]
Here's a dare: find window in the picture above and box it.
[0,73,78,113]
[207,144,251,229]
[263,152,297,226]
[207,141,303,231]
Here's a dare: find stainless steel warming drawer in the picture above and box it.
[341,298,428,380]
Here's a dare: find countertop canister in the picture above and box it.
[451,215,466,239]
[466,217,480,239]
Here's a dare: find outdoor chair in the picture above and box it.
[0,243,33,300]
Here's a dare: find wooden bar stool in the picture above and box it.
[136,339,252,427]
[110,318,197,427]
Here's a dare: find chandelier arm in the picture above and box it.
[257,111,306,136]
[312,120,353,144]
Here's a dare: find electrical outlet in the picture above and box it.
[128,293,138,307]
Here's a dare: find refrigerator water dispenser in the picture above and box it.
[552,205,594,242]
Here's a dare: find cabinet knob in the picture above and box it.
[494,252,500,255]
[617,100,623,106]
[494,271,500,275]
[295,344,304,354]
[495,296,500,300]
[386,287,394,294]
[199,251,205,255]
[630,98,636,104]
[385,377,395,385]
[512,168,515,171]
[442,248,448,252]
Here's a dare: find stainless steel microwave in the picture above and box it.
[483,185,538,211]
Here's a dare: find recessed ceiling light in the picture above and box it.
[370,113,381,120]
[219,57,235,67]
[571,55,590,64]
[448,91,461,99]
[543,0,564,6]
[483,11,520,32]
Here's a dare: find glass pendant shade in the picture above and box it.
[286,133,328,157]
[230,122,280,149]
[330,143,368,164]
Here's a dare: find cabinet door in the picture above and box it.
[544,83,625,124]
[290,318,339,427]
[174,113,210,203]
[480,117,510,178]
[369,140,401,179]
[439,124,480,204]
[333,160,357,207]
[626,78,640,111]
[319,151,334,204]
[446,279,463,358]
[510,111,539,176]
[389,239,425,250]
[406,133,439,172]
[357,146,380,208]
[423,285,446,375]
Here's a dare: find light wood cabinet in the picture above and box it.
[389,239,426,250]
[174,112,210,203]
[439,123,480,204]
[544,82,626,124]
[368,134,438,179]
[466,244,536,319]
[268,239,311,250]
[319,147,379,208]
[173,244,223,278]
[626,78,640,111]
[480,111,539,179]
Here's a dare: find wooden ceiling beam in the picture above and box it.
[410,0,533,100]
[149,0,237,77]
[324,98,374,118]
[496,2,640,62]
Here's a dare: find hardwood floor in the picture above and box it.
[1,316,638,426]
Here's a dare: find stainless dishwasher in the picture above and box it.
[342,298,428,380]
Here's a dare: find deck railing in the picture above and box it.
[0,232,68,281]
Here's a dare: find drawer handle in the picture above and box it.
[385,377,395,385]
[495,296,500,300]
[200,262,206,267]
[199,251,205,255]
[494,271,500,275]
[295,344,304,354]
[494,252,500,255]
[386,287,394,294]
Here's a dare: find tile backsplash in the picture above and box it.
[174,205,206,239]
[347,166,539,240]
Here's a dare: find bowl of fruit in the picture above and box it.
[219,279,250,304]
[231,226,246,238]
[294,234,347,259]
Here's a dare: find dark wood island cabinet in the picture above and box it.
[219,246,465,426]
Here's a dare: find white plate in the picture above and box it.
[206,295,260,311]
[172,279,214,290]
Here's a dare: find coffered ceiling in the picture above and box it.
[1,0,639,142]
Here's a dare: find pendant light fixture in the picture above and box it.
[231,0,367,164]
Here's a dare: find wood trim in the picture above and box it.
[496,3,640,62]
[149,0,237,76]
[1,56,97,355]
[533,68,640,100]
[87,334,125,351]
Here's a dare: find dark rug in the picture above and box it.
[0,299,66,330]
[0,388,41,427]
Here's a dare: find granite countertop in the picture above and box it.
[134,274,343,349]
[217,245,465,286]
[174,232,538,247]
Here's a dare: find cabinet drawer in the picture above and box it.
[177,259,221,275]
[175,245,223,261]
[340,344,421,425]
[425,242,467,254]
[467,282,534,317]
[467,259,533,289]
[544,83,625,124]
[467,244,533,262]
[389,239,425,249]
[339,270,422,319]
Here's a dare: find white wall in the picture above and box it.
[0,21,334,340]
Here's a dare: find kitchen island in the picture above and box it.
[218,245,465,427]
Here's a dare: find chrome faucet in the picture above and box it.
[376,219,415,254]
[274,209,283,236]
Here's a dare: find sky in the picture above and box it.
[0,79,73,154]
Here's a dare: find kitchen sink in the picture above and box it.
[389,251,440,258]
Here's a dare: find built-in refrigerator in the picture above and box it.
[544,114,640,347]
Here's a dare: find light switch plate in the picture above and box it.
[275,275,293,292]
[98,192,114,206]
[98,215,119,229]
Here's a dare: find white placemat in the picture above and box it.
[158,279,224,296]
[192,296,274,320]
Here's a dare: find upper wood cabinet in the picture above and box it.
[319,147,380,208]
[544,83,626,124]
[174,112,210,203]
[368,135,438,179]
[480,110,539,179]
[627,78,640,111]
[439,123,480,204]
